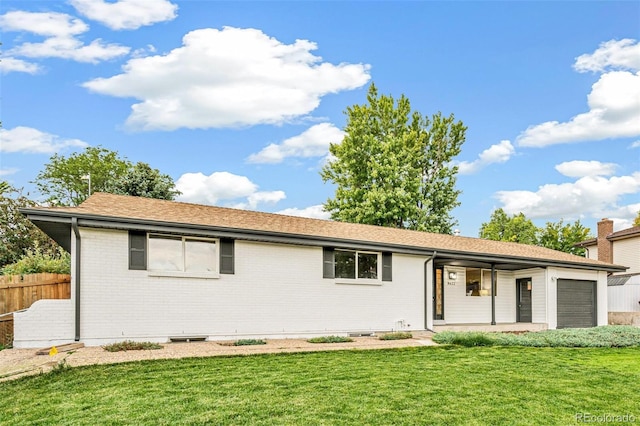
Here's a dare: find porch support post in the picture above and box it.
[490,263,496,325]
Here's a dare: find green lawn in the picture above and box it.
[1,346,639,425]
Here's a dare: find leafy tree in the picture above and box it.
[479,208,593,255]
[321,83,466,234]
[105,162,181,200]
[0,181,10,195]
[0,185,62,268]
[34,147,180,206]
[634,210,640,227]
[538,219,591,256]
[34,146,131,206]
[479,208,538,245]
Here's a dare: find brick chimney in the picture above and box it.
[597,218,613,263]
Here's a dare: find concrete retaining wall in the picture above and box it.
[608,312,640,326]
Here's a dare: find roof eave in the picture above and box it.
[20,208,627,273]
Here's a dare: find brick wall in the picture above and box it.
[597,218,614,263]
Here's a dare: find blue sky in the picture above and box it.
[1,0,639,236]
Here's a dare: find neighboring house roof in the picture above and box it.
[21,192,626,273]
[608,226,640,241]
[574,238,597,248]
[607,273,640,286]
[576,226,640,247]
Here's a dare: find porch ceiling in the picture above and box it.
[435,257,544,271]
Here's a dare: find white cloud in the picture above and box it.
[0,126,88,153]
[555,160,618,178]
[457,140,515,174]
[574,39,640,73]
[0,167,19,176]
[175,171,286,209]
[11,37,131,63]
[247,123,344,164]
[495,171,640,220]
[600,202,640,231]
[0,11,88,37]
[0,11,130,63]
[0,57,41,74]
[237,191,287,210]
[276,205,331,220]
[517,71,640,147]
[517,40,640,148]
[70,0,178,30]
[630,140,640,149]
[82,27,371,130]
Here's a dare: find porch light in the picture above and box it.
[448,271,457,280]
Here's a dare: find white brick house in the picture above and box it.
[16,193,625,348]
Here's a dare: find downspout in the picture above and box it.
[424,251,437,331]
[490,263,496,325]
[71,217,81,341]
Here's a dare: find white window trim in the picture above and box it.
[334,250,382,285]
[147,234,220,279]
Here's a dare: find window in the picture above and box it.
[149,235,216,273]
[323,248,392,282]
[128,231,235,275]
[335,250,379,279]
[465,268,497,296]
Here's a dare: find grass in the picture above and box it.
[102,341,163,352]
[1,346,639,425]
[433,325,640,347]
[306,335,353,343]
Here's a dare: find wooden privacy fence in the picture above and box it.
[0,273,71,346]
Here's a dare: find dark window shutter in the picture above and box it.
[220,239,234,274]
[129,231,147,270]
[382,252,392,281]
[323,247,335,278]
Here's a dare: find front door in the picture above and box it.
[434,268,444,320]
[516,278,532,322]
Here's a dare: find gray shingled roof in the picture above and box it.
[22,192,626,272]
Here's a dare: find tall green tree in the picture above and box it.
[538,219,590,256]
[34,147,180,206]
[0,184,62,268]
[478,208,539,245]
[34,146,131,206]
[106,162,181,200]
[321,83,466,234]
[634,210,640,227]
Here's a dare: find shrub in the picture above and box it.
[433,326,640,348]
[49,358,70,375]
[103,341,164,352]
[307,336,354,344]
[1,246,70,275]
[449,332,496,347]
[234,339,267,346]
[379,332,413,341]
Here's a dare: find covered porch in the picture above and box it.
[430,254,548,329]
